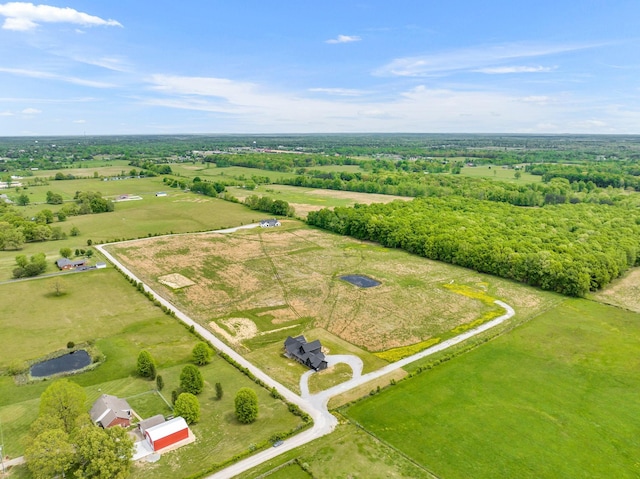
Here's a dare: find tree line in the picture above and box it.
[307,196,640,296]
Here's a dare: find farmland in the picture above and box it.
[345,299,640,479]
[107,221,559,392]
[0,260,303,476]
[3,135,640,479]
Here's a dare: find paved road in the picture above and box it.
[96,227,515,479]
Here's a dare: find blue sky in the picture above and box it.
[0,1,639,135]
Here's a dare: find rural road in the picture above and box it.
[96,226,515,479]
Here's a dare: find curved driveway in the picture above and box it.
[96,227,515,479]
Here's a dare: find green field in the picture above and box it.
[460,164,541,182]
[235,423,435,479]
[0,268,303,476]
[345,298,640,479]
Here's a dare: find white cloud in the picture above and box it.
[143,74,576,133]
[325,34,361,44]
[0,2,122,31]
[0,110,13,116]
[21,107,40,114]
[375,42,598,77]
[0,66,116,88]
[73,119,85,123]
[475,65,555,74]
[308,87,368,97]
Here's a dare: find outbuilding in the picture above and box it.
[144,416,190,452]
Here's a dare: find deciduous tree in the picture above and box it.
[192,342,213,365]
[174,392,200,424]
[136,350,156,379]
[234,388,258,424]
[38,379,87,434]
[180,364,204,395]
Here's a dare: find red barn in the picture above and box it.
[144,417,190,451]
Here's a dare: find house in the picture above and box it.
[144,416,190,452]
[96,262,107,269]
[260,218,281,228]
[56,258,88,270]
[284,335,328,371]
[90,394,132,428]
[0,194,13,204]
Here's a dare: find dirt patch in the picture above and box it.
[220,318,259,341]
[592,267,640,312]
[158,273,195,289]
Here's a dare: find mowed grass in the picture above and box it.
[0,268,304,471]
[235,423,435,479]
[129,360,303,479]
[460,164,541,183]
[345,298,640,479]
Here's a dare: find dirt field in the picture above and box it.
[108,222,527,353]
[591,266,640,312]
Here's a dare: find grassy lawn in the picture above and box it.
[168,163,298,182]
[0,266,303,473]
[235,423,435,479]
[591,265,640,313]
[129,359,304,479]
[345,299,640,479]
[307,363,352,394]
[460,164,541,183]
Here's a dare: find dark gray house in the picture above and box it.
[284,335,328,371]
[260,218,281,227]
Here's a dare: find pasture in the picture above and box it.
[460,164,541,183]
[345,298,640,479]
[235,423,435,479]
[591,266,640,312]
[227,183,412,218]
[0,268,303,475]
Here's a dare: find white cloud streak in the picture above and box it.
[325,34,361,44]
[0,66,115,88]
[0,2,122,31]
[475,65,555,74]
[375,42,598,77]
[308,87,368,96]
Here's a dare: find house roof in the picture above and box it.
[145,416,189,442]
[56,258,87,268]
[90,394,132,425]
[138,414,166,434]
[284,335,326,371]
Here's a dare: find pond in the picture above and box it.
[340,275,381,288]
[30,350,91,377]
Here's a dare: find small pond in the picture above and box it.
[340,275,381,288]
[30,350,91,377]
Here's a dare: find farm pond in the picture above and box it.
[340,275,381,288]
[30,350,91,377]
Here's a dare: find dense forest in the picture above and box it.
[307,197,640,297]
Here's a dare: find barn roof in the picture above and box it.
[146,416,189,442]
